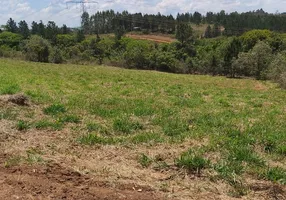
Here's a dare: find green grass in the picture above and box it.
[176,149,210,174]
[43,104,66,116]
[16,120,30,131]
[0,58,286,193]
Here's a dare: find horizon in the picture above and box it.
[0,0,285,27]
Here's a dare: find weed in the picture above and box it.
[86,123,109,134]
[163,118,189,137]
[43,104,66,115]
[59,115,81,123]
[129,132,164,144]
[176,150,210,174]
[138,153,153,168]
[26,152,44,164]
[34,120,63,130]
[78,134,114,145]
[262,167,286,185]
[113,117,143,134]
[16,120,30,131]
[4,156,23,167]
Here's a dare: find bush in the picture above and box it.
[268,53,286,89]
[232,41,272,79]
[23,35,51,63]
[123,40,152,69]
[49,47,64,64]
[0,32,22,48]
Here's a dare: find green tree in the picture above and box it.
[31,21,38,35]
[23,35,51,63]
[175,23,193,45]
[38,21,46,37]
[193,12,202,25]
[81,12,90,34]
[222,37,242,77]
[204,25,212,38]
[76,29,85,42]
[6,18,18,33]
[61,24,69,34]
[213,23,221,37]
[232,41,272,79]
[18,20,30,39]
[46,21,59,44]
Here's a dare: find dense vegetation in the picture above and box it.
[1,9,286,89]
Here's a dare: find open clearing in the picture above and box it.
[0,58,286,199]
[126,34,176,43]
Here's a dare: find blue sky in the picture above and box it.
[0,0,285,27]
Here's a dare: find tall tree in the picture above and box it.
[193,12,202,25]
[38,21,46,37]
[175,23,193,45]
[61,24,69,34]
[31,21,39,35]
[81,12,90,34]
[46,21,58,44]
[204,25,212,38]
[6,18,18,33]
[213,23,221,37]
[18,20,30,39]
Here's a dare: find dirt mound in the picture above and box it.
[0,94,29,106]
[8,94,29,106]
[0,155,160,200]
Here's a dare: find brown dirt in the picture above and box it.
[0,154,160,200]
[8,94,29,106]
[126,34,176,43]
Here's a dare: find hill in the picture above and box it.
[0,58,285,199]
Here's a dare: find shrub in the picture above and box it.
[23,35,51,63]
[268,53,286,89]
[123,40,151,69]
[0,32,22,48]
[49,47,64,64]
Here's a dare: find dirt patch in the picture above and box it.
[0,154,160,200]
[126,34,176,43]
[0,93,29,106]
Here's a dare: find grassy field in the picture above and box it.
[0,58,286,199]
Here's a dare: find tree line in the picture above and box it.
[0,9,286,89]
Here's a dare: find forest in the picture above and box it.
[1,9,286,89]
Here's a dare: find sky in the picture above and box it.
[0,0,285,27]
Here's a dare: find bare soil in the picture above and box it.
[0,154,159,200]
[126,34,176,43]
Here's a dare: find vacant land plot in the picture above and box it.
[0,58,285,199]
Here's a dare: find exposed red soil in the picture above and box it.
[126,34,175,43]
[0,154,160,200]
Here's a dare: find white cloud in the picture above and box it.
[0,0,286,27]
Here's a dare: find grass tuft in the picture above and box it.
[16,120,30,131]
[43,104,66,116]
[113,117,143,134]
[176,149,210,174]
